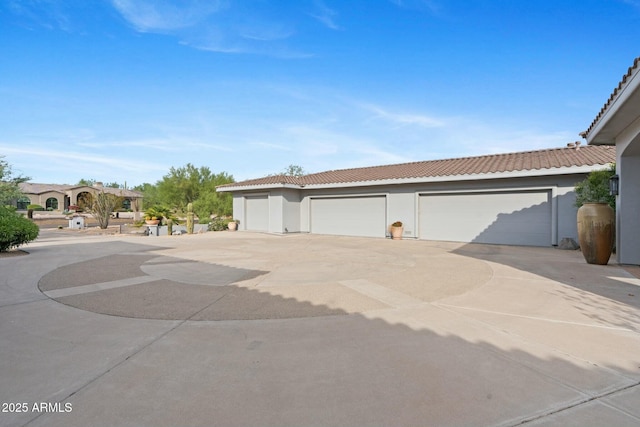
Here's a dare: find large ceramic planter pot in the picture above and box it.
[577,203,615,265]
[390,226,404,240]
[228,221,237,231]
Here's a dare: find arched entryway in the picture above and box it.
[46,197,59,210]
[77,192,93,209]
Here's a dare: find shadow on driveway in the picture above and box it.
[3,235,640,426]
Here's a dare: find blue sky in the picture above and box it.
[1,0,639,186]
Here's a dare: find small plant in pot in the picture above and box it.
[144,207,164,225]
[574,164,616,265]
[390,221,404,240]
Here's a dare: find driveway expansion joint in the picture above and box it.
[511,381,640,426]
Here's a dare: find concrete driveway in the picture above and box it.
[1,230,639,427]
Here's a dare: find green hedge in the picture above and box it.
[26,204,44,211]
[0,207,39,252]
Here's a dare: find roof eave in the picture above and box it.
[217,183,303,193]
[219,165,611,192]
[584,59,640,145]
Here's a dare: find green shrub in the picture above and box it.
[574,164,616,211]
[208,217,231,231]
[26,204,44,211]
[144,206,177,223]
[0,206,39,252]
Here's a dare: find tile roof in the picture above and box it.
[19,182,143,198]
[582,56,640,139]
[220,175,303,187]
[219,145,616,189]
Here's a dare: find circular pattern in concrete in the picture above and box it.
[38,237,493,321]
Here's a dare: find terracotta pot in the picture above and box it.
[577,203,615,265]
[228,221,237,231]
[390,226,403,240]
[145,219,160,225]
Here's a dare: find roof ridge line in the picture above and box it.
[302,145,606,177]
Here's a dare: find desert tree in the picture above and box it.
[155,164,234,219]
[0,157,38,251]
[81,190,123,229]
[0,156,30,205]
[76,178,96,187]
[269,164,306,178]
[282,164,306,177]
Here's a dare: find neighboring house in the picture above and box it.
[582,56,640,265]
[16,182,143,212]
[217,145,615,247]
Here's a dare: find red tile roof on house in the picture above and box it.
[582,56,640,139]
[19,182,143,198]
[219,145,615,189]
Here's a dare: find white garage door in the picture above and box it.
[419,190,552,246]
[245,195,269,232]
[311,196,386,238]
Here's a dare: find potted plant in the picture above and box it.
[574,164,616,265]
[228,219,240,231]
[144,207,163,225]
[390,221,404,240]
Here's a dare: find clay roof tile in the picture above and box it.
[220,145,615,189]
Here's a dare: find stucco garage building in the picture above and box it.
[217,145,615,247]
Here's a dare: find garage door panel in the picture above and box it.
[245,195,269,232]
[420,191,551,246]
[311,196,386,238]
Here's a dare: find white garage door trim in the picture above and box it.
[244,194,269,232]
[418,187,556,247]
[310,195,387,238]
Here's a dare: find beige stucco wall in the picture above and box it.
[37,191,64,210]
[18,186,143,212]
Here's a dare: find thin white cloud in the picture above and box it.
[109,0,318,57]
[269,123,413,172]
[75,139,232,152]
[188,40,313,58]
[76,139,167,151]
[238,20,295,42]
[110,0,226,32]
[5,0,73,31]
[4,1,324,57]
[418,117,576,159]
[360,103,446,128]
[201,85,576,177]
[309,0,341,30]
[0,144,160,172]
